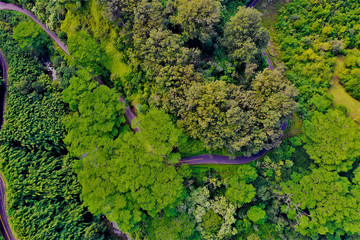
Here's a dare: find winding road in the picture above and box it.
[0,0,285,238]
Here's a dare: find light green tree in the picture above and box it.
[150,213,195,240]
[184,187,238,239]
[302,110,360,172]
[279,168,360,237]
[75,132,185,233]
[247,206,267,224]
[63,84,125,157]
[225,165,257,204]
[134,108,181,162]
[13,21,50,58]
[67,30,105,76]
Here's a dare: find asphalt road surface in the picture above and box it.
[178,122,287,165]
[0,2,69,55]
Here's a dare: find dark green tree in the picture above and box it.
[222,6,269,71]
[170,0,221,43]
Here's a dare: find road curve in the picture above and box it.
[178,122,287,165]
[0,2,69,56]
[0,51,15,240]
[0,0,284,238]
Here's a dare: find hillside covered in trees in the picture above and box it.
[0,0,360,239]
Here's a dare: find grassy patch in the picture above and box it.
[286,113,303,137]
[255,0,289,29]
[328,57,360,123]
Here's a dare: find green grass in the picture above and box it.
[255,0,289,28]
[328,57,360,124]
[287,113,303,137]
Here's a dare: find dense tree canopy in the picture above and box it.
[6,0,360,239]
[177,67,296,155]
[0,22,109,239]
[279,168,360,237]
[135,108,181,162]
[170,0,221,43]
[13,20,51,58]
[302,110,360,172]
[74,132,185,233]
[63,83,126,157]
[56,0,289,158]
[223,6,269,75]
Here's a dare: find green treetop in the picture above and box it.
[279,168,360,237]
[170,0,221,43]
[302,110,360,172]
[222,6,269,71]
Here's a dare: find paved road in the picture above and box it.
[178,0,280,165]
[0,2,139,131]
[0,51,15,240]
[178,122,287,165]
[247,0,260,8]
[0,2,69,56]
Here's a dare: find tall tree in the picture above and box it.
[170,0,221,43]
[74,132,185,233]
[63,85,126,157]
[302,110,360,172]
[177,67,296,155]
[67,30,106,76]
[13,20,51,58]
[222,7,269,71]
[134,108,181,162]
[279,168,360,237]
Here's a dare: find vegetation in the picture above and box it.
[2,0,360,239]
[328,56,360,123]
[0,12,110,240]
[339,49,360,100]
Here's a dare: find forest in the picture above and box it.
[0,0,360,239]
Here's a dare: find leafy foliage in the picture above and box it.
[73,131,185,234]
[302,110,360,172]
[0,22,109,239]
[279,168,360,237]
[13,20,51,58]
[170,0,221,43]
[223,6,269,76]
[135,108,181,161]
